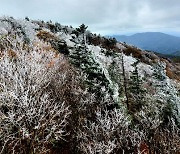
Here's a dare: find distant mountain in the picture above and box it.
[113,32,180,55]
[171,50,180,56]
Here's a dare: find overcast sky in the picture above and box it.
[0,0,180,36]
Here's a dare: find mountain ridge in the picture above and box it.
[0,16,179,153]
[112,32,180,55]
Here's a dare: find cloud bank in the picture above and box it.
[0,0,180,35]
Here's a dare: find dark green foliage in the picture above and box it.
[71,24,88,38]
[130,61,143,95]
[54,22,62,31]
[25,17,29,21]
[50,40,69,55]
[104,37,117,48]
[71,29,79,37]
[76,24,88,34]
[108,60,124,109]
[153,63,166,81]
[128,61,145,112]
[101,49,114,56]
[161,103,175,126]
[69,45,111,100]
[48,23,59,33]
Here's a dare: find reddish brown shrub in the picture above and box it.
[37,30,58,42]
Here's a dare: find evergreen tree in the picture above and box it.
[152,63,180,127]
[108,56,124,109]
[76,24,88,34]
[130,61,143,94]
[153,63,166,81]
[69,45,109,96]
[121,54,129,109]
[25,16,29,21]
[128,60,145,112]
[76,24,88,45]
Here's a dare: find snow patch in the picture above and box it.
[123,54,136,73]
[116,43,126,50]
[137,63,154,77]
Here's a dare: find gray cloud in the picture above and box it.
[0,0,180,35]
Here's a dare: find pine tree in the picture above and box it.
[76,24,88,34]
[25,16,29,21]
[121,54,129,109]
[152,62,180,127]
[153,63,166,81]
[69,45,109,96]
[128,60,145,112]
[76,24,88,45]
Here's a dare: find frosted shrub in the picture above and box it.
[0,17,179,154]
[78,108,142,154]
[0,49,72,153]
[134,96,180,154]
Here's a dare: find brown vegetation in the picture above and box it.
[161,58,180,81]
[37,30,58,42]
[8,49,17,58]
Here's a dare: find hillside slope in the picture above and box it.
[0,17,179,154]
[113,32,180,55]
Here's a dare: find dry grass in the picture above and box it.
[37,30,58,42]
